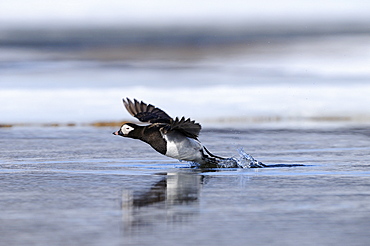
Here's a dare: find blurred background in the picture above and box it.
[1,0,370,127]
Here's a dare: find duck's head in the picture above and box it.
[113,123,138,138]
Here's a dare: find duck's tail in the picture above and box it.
[203,146,225,160]
[199,147,266,168]
[199,146,237,168]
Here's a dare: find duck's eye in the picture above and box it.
[121,124,134,134]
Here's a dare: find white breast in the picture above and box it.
[163,132,205,164]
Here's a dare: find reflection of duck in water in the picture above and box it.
[122,173,202,230]
[124,173,202,208]
[113,98,229,168]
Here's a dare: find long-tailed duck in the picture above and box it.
[113,98,226,167]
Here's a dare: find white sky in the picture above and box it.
[1,0,370,27]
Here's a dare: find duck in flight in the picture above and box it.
[113,98,226,167]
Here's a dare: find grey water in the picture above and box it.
[1,126,370,246]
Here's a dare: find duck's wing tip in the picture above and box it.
[167,116,202,139]
[122,98,173,123]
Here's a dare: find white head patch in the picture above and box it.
[121,124,134,135]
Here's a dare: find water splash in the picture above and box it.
[190,148,265,168]
[215,148,265,168]
[236,148,266,168]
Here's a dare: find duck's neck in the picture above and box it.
[139,126,167,155]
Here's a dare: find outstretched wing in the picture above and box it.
[123,98,173,123]
[164,117,202,139]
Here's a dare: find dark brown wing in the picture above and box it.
[164,117,202,139]
[123,98,172,123]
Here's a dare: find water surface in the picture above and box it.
[1,126,369,246]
